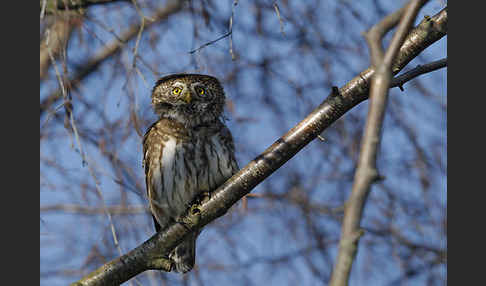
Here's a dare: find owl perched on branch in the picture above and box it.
[143,74,239,273]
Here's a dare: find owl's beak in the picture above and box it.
[181,90,192,104]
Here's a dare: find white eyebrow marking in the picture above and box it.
[190,82,204,88]
[172,82,186,87]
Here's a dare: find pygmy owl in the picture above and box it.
[143,74,239,273]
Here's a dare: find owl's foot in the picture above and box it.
[183,191,210,210]
[178,191,211,227]
[188,203,203,225]
[146,256,173,272]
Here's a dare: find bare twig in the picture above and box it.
[40,0,184,118]
[329,1,429,286]
[229,0,238,60]
[188,31,232,54]
[273,2,285,36]
[41,0,130,14]
[47,20,125,258]
[189,0,238,59]
[130,0,146,70]
[391,58,447,90]
[40,12,78,79]
[40,204,149,215]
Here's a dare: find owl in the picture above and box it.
[143,74,239,273]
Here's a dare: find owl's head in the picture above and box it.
[151,73,226,127]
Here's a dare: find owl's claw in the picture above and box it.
[186,191,211,225]
[188,204,202,225]
[184,191,210,210]
[176,203,203,228]
[146,257,173,272]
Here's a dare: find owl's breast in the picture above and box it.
[153,131,235,221]
[184,132,235,197]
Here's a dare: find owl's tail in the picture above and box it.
[169,231,197,273]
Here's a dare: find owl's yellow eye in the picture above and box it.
[172,87,182,95]
[196,87,205,95]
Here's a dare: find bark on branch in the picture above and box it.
[71,6,447,286]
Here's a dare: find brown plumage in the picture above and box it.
[143,74,239,273]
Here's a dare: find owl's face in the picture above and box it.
[151,74,226,127]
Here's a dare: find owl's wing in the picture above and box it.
[220,124,240,174]
[143,123,163,233]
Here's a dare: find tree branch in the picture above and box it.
[391,58,447,89]
[40,0,184,117]
[329,1,429,286]
[40,204,149,215]
[71,6,447,286]
[40,0,130,14]
[40,11,79,79]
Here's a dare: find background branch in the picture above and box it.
[40,204,149,215]
[329,1,429,285]
[40,0,130,14]
[40,11,79,79]
[40,0,183,117]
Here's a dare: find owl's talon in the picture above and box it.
[189,204,202,224]
[147,257,173,272]
[176,204,202,228]
[179,204,202,226]
[190,205,201,215]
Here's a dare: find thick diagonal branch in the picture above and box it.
[71,6,447,286]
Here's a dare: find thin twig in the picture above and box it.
[40,204,149,215]
[130,0,145,70]
[189,0,238,59]
[40,0,184,117]
[47,24,125,259]
[189,31,232,54]
[273,2,285,36]
[390,58,447,90]
[229,0,238,60]
[84,13,126,44]
[40,11,76,80]
[42,0,131,14]
[41,102,67,130]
